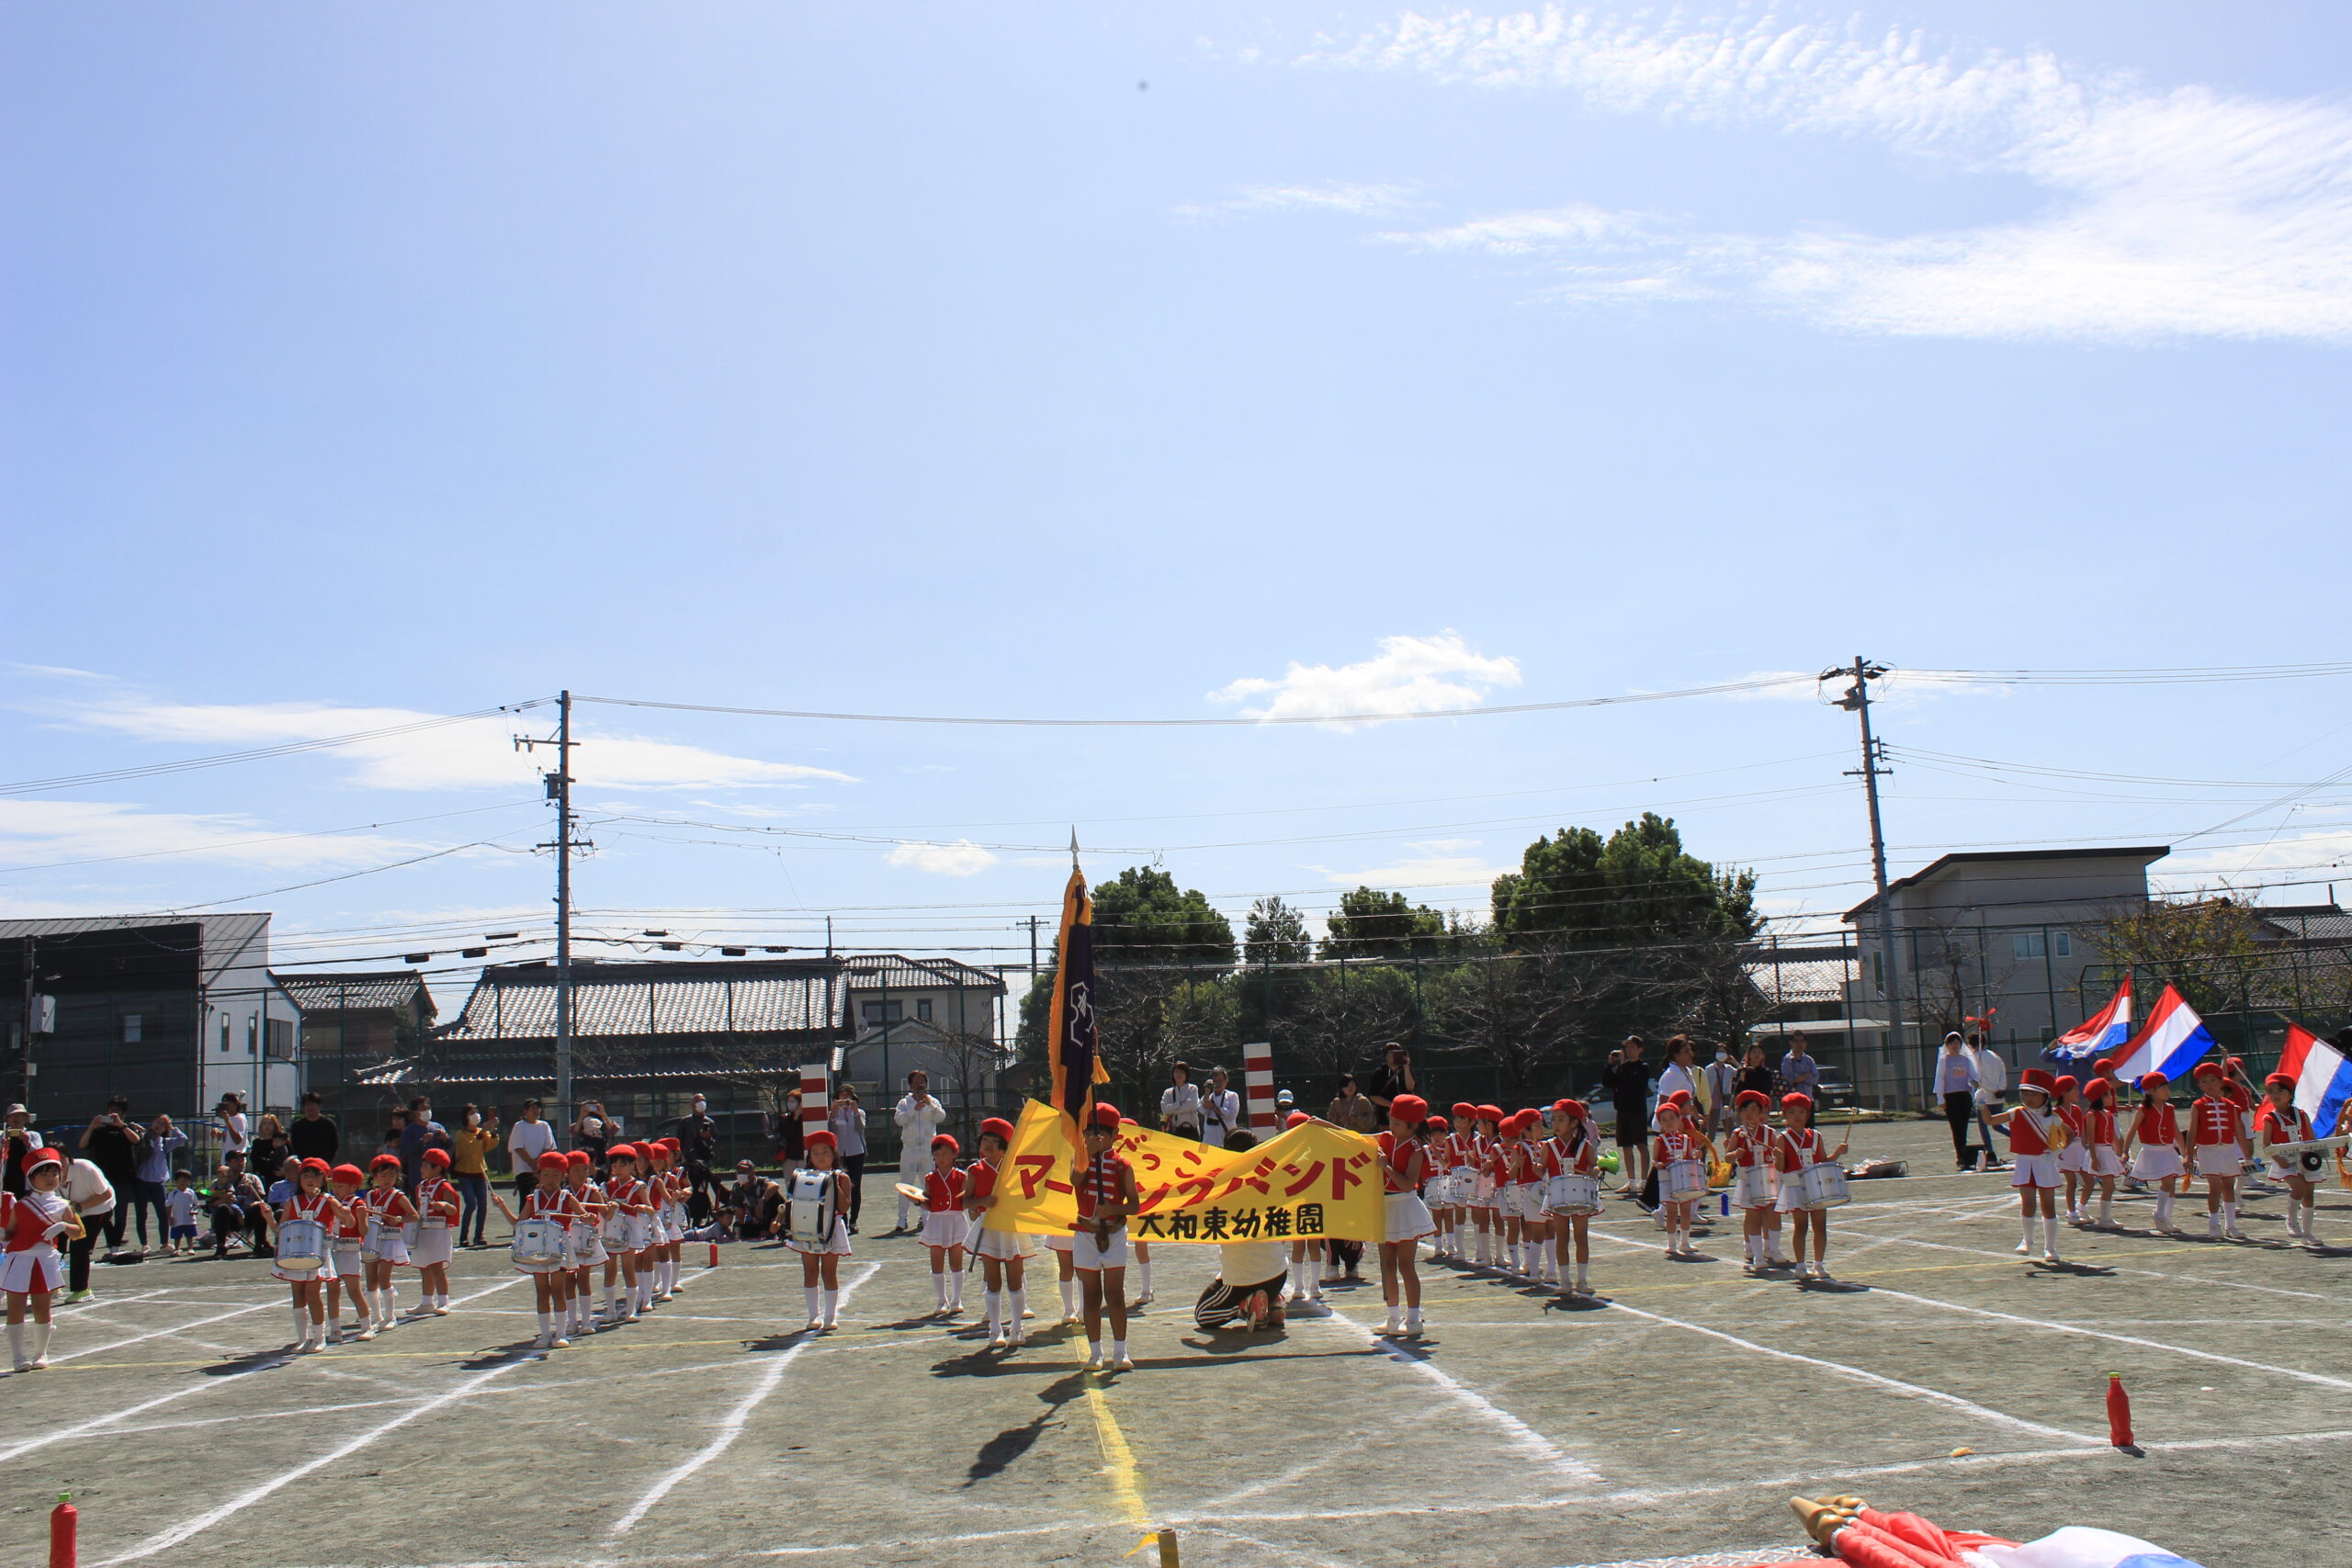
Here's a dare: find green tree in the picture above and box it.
[1320,886,1448,962]
[1015,867,1238,1092]
[1242,895,1313,966]
[1492,815,1758,948]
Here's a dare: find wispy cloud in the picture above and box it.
[0,800,424,873]
[1311,8,2352,342]
[1179,180,1420,220]
[1309,838,1513,888]
[885,839,1000,876]
[44,694,854,793]
[1213,632,1521,726]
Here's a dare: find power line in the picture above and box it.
[0,800,541,875]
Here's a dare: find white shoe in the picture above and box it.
[1009,1326,1028,1346]
[534,1332,555,1349]
[1764,1253,1794,1269]
[805,1317,823,1333]
[2043,1251,2063,1266]
[431,1304,449,1316]
[2015,1238,2035,1254]
[989,1330,1008,1348]
[1133,1290,1154,1306]
[1083,1349,1105,1371]
[2224,1226,2248,1242]
[1112,1353,1135,1371]
[820,1316,838,1331]
[549,1335,571,1348]
[1061,1311,1082,1326]
[10,1361,30,1374]
[356,1326,378,1341]
[1812,1267,1835,1284]
[1021,1305,1035,1319]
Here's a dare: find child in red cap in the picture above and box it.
[1650,1100,1708,1260]
[789,1131,854,1331]
[2052,1076,2092,1225]
[1991,1069,2064,1263]
[604,1145,651,1321]
[492,1151,586,1348]
[325,1163,372,1342]
[412,1146,460,1316]
[562,1150,610,1337]
[1071,1102,1137,1371]
[922,1134,969,1317]
[1544,1099,1601,1295]
[2257,1070,2326,1247]
[356,1154,416,1331]
[2120,1071,2184,1231]
[1772,1092,1849,1281]
[272,1157,348,1352]
[965,1118,1029,1347]
[1279,1110,1330,1309]
[1726,1089,1781,1274]
[2078,1080,2123,1229]
[2188,1061,2250,1240]
[2,1147,81,1371]
[1377,1095,1434,1336]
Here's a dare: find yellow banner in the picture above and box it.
[984,1101,1384,1243]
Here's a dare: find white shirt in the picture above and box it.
[1653,1062,1699,1124]
[65,1156,116,1216]
[894,1095,945,1168]
[1200,1088,1240,1147]
[1702,1058,1738,1107]
[220,1111,249,1156]
[1971,1046,2007,1103]
[506,1117,558,1171]
[1159,1083,1203,1133]
[1935,1051,1980,1097]
[829,1103,867,1156]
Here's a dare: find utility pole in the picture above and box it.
[17,934,35,1114]
[519,692,581,1130]
[1826,659,1908,1087]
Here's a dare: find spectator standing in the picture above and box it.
[1654,1037,1701,1128]
[775,1090,806,1177]
[213,1092,250,1164]
[247,1116,291,1201]
[571,1100,613,1169]
[680,1093,718,1216]
[1702,1046,1740,1139]
[828,1087,866,1231]
[4,1101,45,1196]
[1328,1075,1378,1134]
[1604,1037,1652,1193]
[129,1114,187,1250]
[400,1097,446,1190]
[450,1103,497,1246]
[1934,1032,1981,1170]
[1735,1043,1775,1103]
[1159,1064,1204,1138]
[1201,1067,1241,1150]
[61,1154,116,1302]
[78,1096,142,1253]
[1969,1034,2008,1166]
[1777,1033,1823,1103]
[287,1092,340,1165]
[893,1071,945,1233]
[1364,1043,1417,1120]
[504,1100,558,1203]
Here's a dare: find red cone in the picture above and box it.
[2107,1372,2136,1450]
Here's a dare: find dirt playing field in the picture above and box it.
[5,1116,2346,1568]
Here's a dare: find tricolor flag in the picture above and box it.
[2109,984,2219,1088]
[1046,861,1109,1121]
[2276,1022,2352,1138]
[2047,976,2133,1063]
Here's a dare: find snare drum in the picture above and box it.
[511,1217,569,1268]
[1793,1160,1851,1210]
[1733,1164,1774,1210]
[272,1218,330,1276]
[1660,1158,1707,1201]
[1544,1171,1601,1216]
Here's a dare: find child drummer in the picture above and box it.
[1545,1098,1600,1295]
[1726,1089,1781,1274]
[1772,1092,1848,1281]
[2257,1070,2327,1247]
[787,1130,854,1331]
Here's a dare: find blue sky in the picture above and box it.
[6,3,2350,1003]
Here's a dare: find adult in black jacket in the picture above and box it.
[288,1092,340,1164]
[1602,1037,1653,1194]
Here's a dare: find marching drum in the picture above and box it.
[1660,1158,1707,1201]
[511,1217,568,1267]
[786,1168,840,1248]
[1544,1171,1601,1216]
[1793,1160,1851,1210]
[273,1218,330,1275]
[1733,1164,1774,1210]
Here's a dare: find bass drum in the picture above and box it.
[785,1168,839,1248]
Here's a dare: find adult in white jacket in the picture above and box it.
[894,1071,946,1232]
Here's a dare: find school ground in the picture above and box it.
[6,1116,2347,1568]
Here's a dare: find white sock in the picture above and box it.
[1284,1259,1300,1297]
[1088,1338,1103,1361]
[30,1322,51,1360]
[933,1270,947,1308]
[1473,1232,1487,1264]
[327,1308,342,1336]
[2207,1209,2222,1234]
[2023,1215,2039,1249]
[292,1305,311,1343]
[2222,1201,2238,1230]
[821,1289,838,1325]
[985,1289,1002,1335]
[1059,1278,1078,1317]
[2042,1215,2060,1255]
[537,1311,553,1339]
[2098,1193,2112,1224]
[950,1272,964,1309]
[898,1196,914,1230]
[2156,1191,2173,1226]
[1112,1337,1127,1362]
[7,1324,23,1365]
[804,1286,821,1323]
[1136,1258,1153,1295]
[1008,1288,1026,1327]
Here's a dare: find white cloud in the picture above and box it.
[0,800,421,873]
[2156,818,2352,884]
[885,839,1000,876]
[1315,9,2352,342]
[1180,181,1419,220]
[1213,632,1521,726]
[1309,838,1514,888]
[49,695,854,793]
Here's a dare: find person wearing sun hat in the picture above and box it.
[1989,1068,2066,1263]
[2188,1060,2252,1240]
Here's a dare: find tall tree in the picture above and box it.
[1243,896,1312,966]
[1493,815,1758,949]
[1320,886,1449,962]
[1016,866,1237,1094]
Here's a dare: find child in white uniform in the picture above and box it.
[3,1148,82,1371]
[787,1131,854,1331]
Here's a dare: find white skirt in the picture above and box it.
[1,1246,64,1294]
[332,1244,365,1279]
[786,1218,853,1257]
[2193,1143,2244,1177]
[565,1225,608,1268]
[1072,1226,1128,1270]
[1472,1173,1498,1208]
[919,1210,967,1248]
[2089,1145,2124,1177]
[2131,1145,2183,1179]
[362,1231,411,1266]
[410,1223,455,1268]
[971,1224,1027,1261]
[2057,1143,2092,1174]
[1384,1190,1435,1243]
[2009,1152,2061,1190]
[1043,1233,1073,1253]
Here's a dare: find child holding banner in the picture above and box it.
[1073,1103,1138,1372]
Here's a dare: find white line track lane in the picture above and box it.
[1314,1310,1596,1482]
[605,1262,881,1538]
[1826,1216,2337,1301]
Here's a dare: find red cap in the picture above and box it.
[1780,1092,1814,1112]
[2092,1057,2115,1073]
[2053,1075,2080,1095]
[566,1150,591,1168]
[2225,1055,2244,1069]
[1425,1114,1450,1132]
[931,1134,959,1154]
[1284,1111,1311,1130]
[1656,1100,1685,1122]
[1558,1098,1589,1119]
[422,1146,452,1167]
[1476,1104,1504,1124]
[804,1129,839,1150]
[978,1117,1015,1144]
[2018,1068,2057,1097]
[659,1137,683,1151]
[2141,1071,2170,1089]
[537,1151,570,1171]
[1668,1089,1693,1107]
[1451,1101,1477,1121]
[1087,1103,1121,1130]
[2265,1070,2296,1089]
[300,1156,333,1175]
[2193,1060,2225,1079]
[369,1154,402,1172]
[25,1146,62,1173]
[1390,1094,1429,1124]
[606,1144,639,1164]
[330,1164,366,1186]
[2083,1079,2112,1102]
[1735,1089,1770,1110]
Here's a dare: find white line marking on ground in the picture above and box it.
[1317,1312,1595,1482]
[1860,1285,2352,1393]
[605,1262,879,1537]
[1593,1298,2101,1446]
[1830,1218,2335,1300]
[49,1299,280,1365]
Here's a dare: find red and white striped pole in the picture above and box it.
[800,1063,830,1146]
[1243,1041,1278,1135]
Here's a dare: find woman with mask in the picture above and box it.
[451,1103,497,1247]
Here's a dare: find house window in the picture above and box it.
[860,1000,904,1025]
[2052,931,2072,958]
[266,1019,295,1061]
[916,998,933,1022]
[123,1014,142,1043]
[1871,952,1884,995]
[220,1018,232,1055]
[2013,931,2046,961]
[246,1018,258,1056]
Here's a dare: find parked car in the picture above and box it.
[1812,1073,1857,1110]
